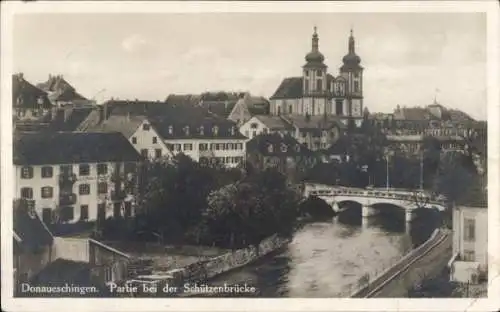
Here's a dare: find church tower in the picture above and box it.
[340,29,363,118]
[302,27,328,116]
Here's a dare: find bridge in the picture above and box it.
[303,183,447,222]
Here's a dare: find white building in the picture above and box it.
[14,132,142,225]
[449,205,488,284]
[88,114,173,161]
[150,116,248,168]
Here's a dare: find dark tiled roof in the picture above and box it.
[270,77,304,99]
[165,94,202,106]
[247,133,313,156]
[282,115,346,131]
[253,115,294,131]
[150,115,246,140]
[104,100,167,117]
[50,108,94,132]
[394,107,434,120]
[14,132,141,165]
[12,74,52,109]
[89,115,146,138]
[13,199,53,251]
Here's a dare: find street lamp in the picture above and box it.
[419,150,424,191]
[384,149,394,190]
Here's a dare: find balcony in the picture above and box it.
[59,172,77,185]
[59,193,76,206]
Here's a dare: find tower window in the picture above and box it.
[304,80,309,93]
[354,81,359,93]
[336,100,343,115]
[354,72,359,78]
[316,70,322,76]
[317,79,322,91]
[305,70,309,76]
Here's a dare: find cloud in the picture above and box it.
[121,34,148,53]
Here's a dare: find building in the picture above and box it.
[13,199,131,296]
[246,133,316,180]
[269,27,364,125]
[150,115,248,168]
[13,73,53,129]
[239,114,344,151]
[14,132,142,225]
[227,92,270,126]
[36,74,95,108]
[239,115,294,139]
[88,114,173,161]
[449,205,488,284]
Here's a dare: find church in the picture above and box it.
[269,27,364,121]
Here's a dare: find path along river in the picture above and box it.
[205,204,441,297]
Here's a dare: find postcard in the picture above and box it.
[1,1,499,311]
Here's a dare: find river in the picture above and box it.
[205,204,440,297]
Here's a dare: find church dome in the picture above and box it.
[342,52,361,65]
[341,29,362,70]
[305,50,325,63]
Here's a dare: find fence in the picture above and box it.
[346,228,445,297]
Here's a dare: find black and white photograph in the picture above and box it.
[1,1,499,311]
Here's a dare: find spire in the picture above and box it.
[349,27,355,54]
[312,26,319,52]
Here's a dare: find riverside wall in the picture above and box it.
[133,234,289,290]
[351,229,452,298]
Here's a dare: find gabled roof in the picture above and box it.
[89,115,147,138]
[13,199,54,251]
[14,132,141,165]
[247,133,313,156]
[282,115,346,131]
[12,74,52,109]
[270,77,303,99]
[251,115,294,131]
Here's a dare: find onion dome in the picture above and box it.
[304,26,325,65]
[341,29,362,70]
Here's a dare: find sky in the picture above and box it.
[13,13,486,119]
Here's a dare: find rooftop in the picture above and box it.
[14,132,141,165]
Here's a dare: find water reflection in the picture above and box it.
[207,204,437,297]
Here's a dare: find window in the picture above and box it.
[60,206,74,222]
[174,144,181,152]
[98,182,108,194]
[152,136,158,144]
[317,79,322,91]
[281,144,288,153]
[21,166,33,179]
[42,208,52,224]
[41,166,53,178]
[104,267,113,282]
[97,164,108,175]
[354,72,359,78]
[140,149,148,158]
[80,205,89,221]
[250,123,258,129]
[336,100,343,115]
[183,143,193,151]
[131,137,137,144]
[463,250,475,261]
[277,106,281,115]
[79,184,90,195]
[263,128,269,134]
[168,126,173,135]
[184,126,190,136]
[41,187,53,199]
[252,131,257,138]
[289,105,293,114]
[199,143,208,151]
[21,187,33,199]
[304,81,309,93]
[354,81,360,93]
[464,218,476,241]
[268,144,274,153]
[317,70,322,76]
[213,126,219,136]
[215,144,220,151]
[60,165,72,174]
[113,203,121,218]
[143,123,150,131]
[200,126,205,135]
[155,149,162,158]
[79,164,90,176]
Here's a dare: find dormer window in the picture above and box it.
[37,97,44,106]
[200,126,204,135]
[143,123,150,131]
[295,145,300,153]
[267,144,274,153]
[168,125,173,135]
[213,126,219,136]
[184,126,190,136]
[281,143,287,153]
[230,127,235,136]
